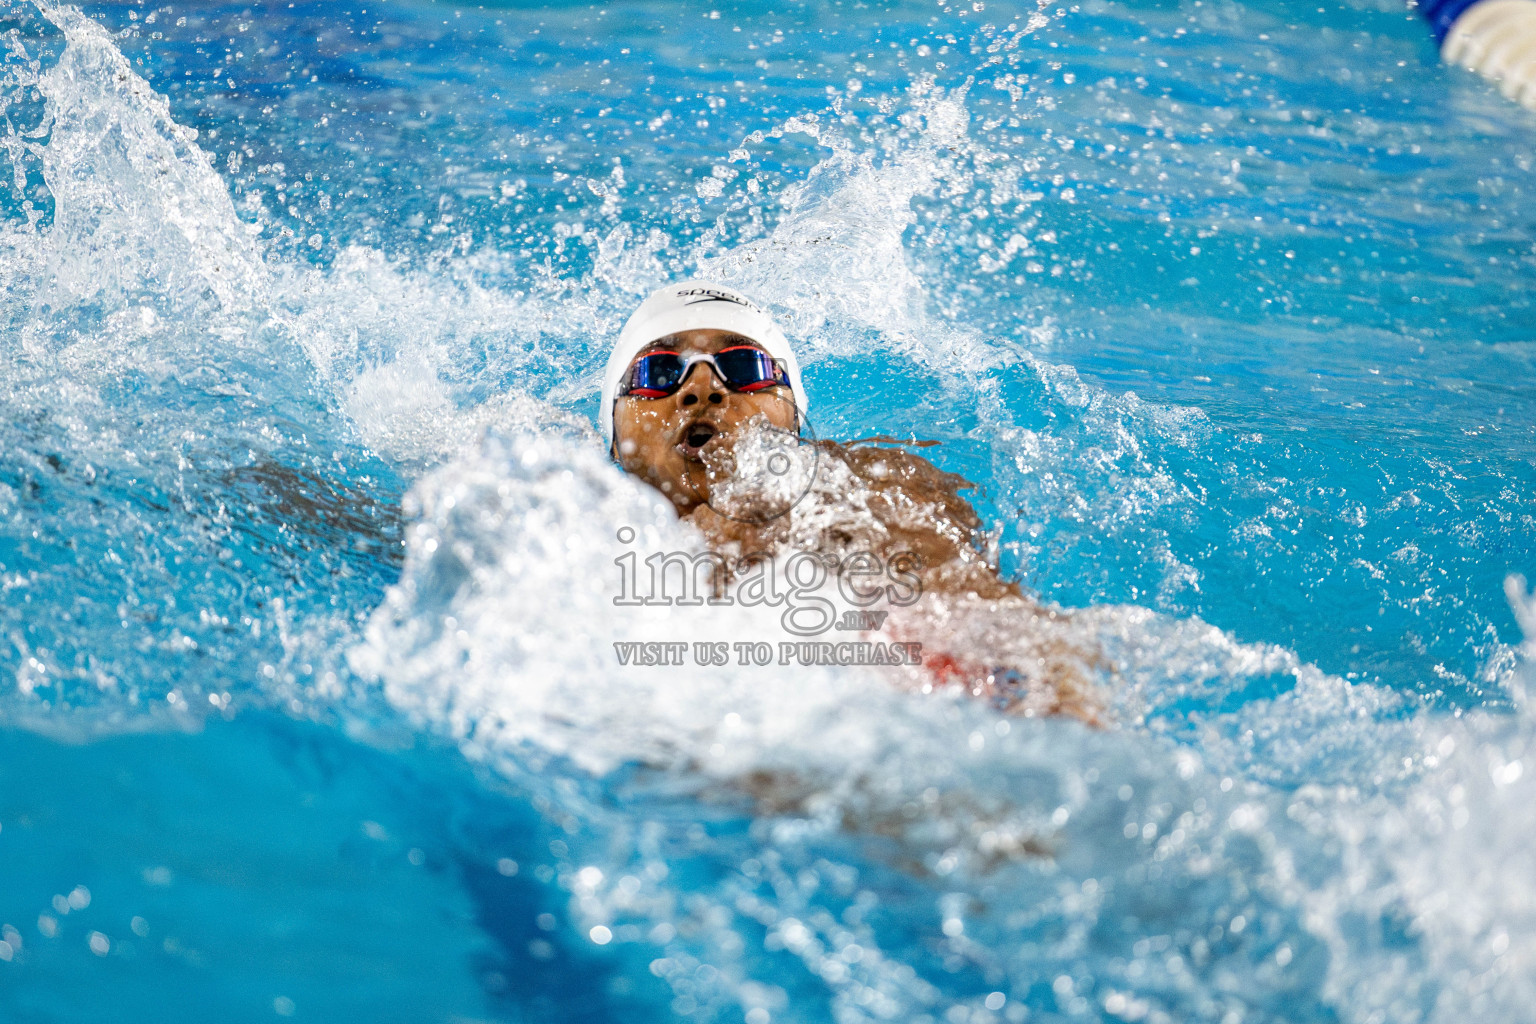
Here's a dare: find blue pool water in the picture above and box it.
[2,0,1536,1020]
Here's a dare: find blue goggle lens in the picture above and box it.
[621,346,788,398]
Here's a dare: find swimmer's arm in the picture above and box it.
[825,441,1022,600]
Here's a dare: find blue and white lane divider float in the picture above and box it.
[1421,0,1536,109]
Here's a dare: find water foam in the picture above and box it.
[343,416,1532,1022]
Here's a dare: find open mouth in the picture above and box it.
[678,421,718,459]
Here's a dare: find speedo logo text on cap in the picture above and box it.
[674,287,763,312]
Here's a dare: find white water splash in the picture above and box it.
[28,2,267,320]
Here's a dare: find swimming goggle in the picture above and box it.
[617,345,791,399]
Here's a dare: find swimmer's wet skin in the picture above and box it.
[603,280,1105,723]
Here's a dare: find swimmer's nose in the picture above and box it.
[677,360,727,407]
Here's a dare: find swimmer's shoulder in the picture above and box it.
[823,438,980,522]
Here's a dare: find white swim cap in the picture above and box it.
[599,280,808,447]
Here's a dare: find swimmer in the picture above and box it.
[601,281,1103,722]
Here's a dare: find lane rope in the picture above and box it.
[1421,0,1536,111]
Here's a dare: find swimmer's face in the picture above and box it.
[612,329,798,512]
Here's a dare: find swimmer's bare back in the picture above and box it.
[687,439,1107,725]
